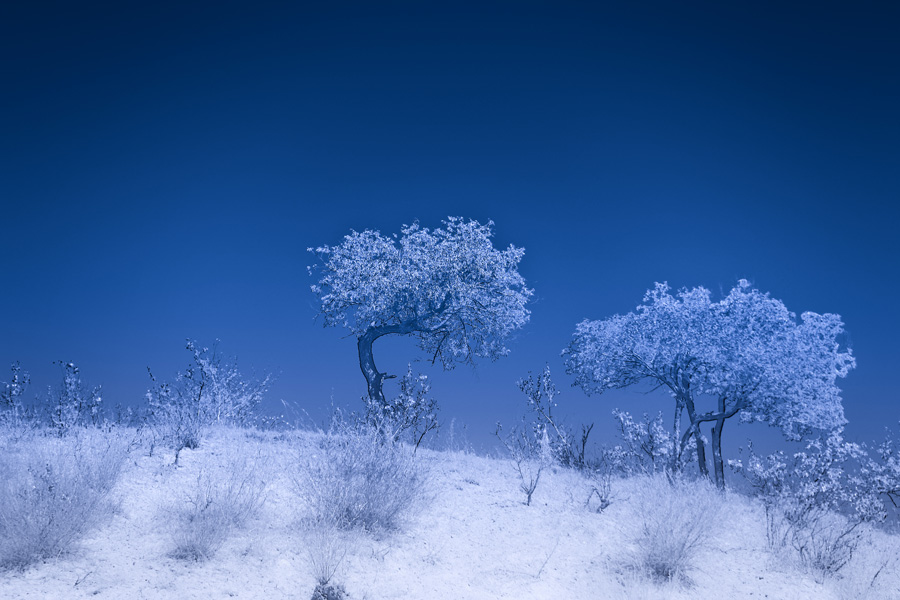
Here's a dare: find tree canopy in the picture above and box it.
[309,217,532,406]
[563,280,855,487]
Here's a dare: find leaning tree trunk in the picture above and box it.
[357,323,412,409]
[358,328,390,408]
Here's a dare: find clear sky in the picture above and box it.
[1,1,898,452]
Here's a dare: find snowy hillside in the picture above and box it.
[1,427,898,600]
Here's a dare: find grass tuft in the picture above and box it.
[292,420,429,533]
[0,428,128,570]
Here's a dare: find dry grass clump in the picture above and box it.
[164,445,267,561]
[304,520,350,600]
[623,474,724,583]
[0,427,128,570]
[292,420,429,533]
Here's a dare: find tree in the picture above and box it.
[563,280,855,488]
[309,217,532,409]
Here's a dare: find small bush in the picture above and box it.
[732,432,884,580]
[863,422,900,516]
[0,362,29,426]
[517,364,594,469]
[45,362,103,434]
[0,428,128,570]
[164,448,267,561]
[605,409,699,477]
[624,474,723,582]
[366,364,439,450]
[495,422,551,506]
[293,420,428,533]
[146,340,271,462]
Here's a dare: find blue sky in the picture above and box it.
[1,1,898,452]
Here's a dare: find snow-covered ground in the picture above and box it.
[1,427,898,600]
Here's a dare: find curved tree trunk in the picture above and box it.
[358,328,390,408]
[357,323,413,409]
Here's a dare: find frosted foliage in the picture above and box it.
[145,341,270,457]
[563,280,854,438]
[48,362,102,432]
[148,341,269,428]
[1,363,29,424]
[864,423,900,510]
[1,363,29,410]
[610,409,695,475]
[731,431,884,578]
[366,364,439,449]
[309,218,532,367]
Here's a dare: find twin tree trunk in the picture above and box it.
[677,387,730,489]
[679,416,727,489]
[678,388,711,481]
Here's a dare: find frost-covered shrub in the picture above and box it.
[517,365,593,469]
[862,423,900,516]
[146,340,271,462]
[732,431,883,579]
[46,361,103,434]
[0,362,29,425]
[0,429,128,570]
[365,364,438,450]
[624,474,723,582]
[607,409,697,476]
[583,459,614,513]
[164,449,267,561]
[293,420,428,532]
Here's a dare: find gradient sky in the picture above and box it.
[2,2,898,453]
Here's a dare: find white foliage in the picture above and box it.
[863,422,900,512]
[146,340,271,458]
[1,362,29,409]
[731,431,883,579]
[47,361,103,433]
[563,280,855,479]
[366,364,439,449]
[309,217,532,368]
[0,429,128,570]
[0,362,29,424]
[495,422,551,506]
[608,409,695,475]
[163,448,267,561]
[624,474,725,582]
